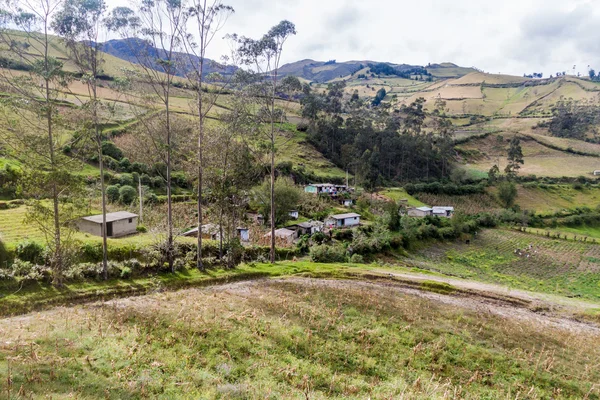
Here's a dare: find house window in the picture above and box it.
[128,218,133,223]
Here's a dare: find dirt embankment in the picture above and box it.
[3,274,599,336]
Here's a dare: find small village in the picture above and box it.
[75,182,454,247]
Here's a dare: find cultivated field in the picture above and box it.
[459,134,600,178]
[410,229,600,299]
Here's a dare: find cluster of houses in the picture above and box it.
[304,183,354,207]
[77,205,453,244]
[406,206,455,218]
[75,184,453,247]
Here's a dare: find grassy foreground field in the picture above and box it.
[1,276,599,399]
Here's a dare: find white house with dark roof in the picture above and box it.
[325,213,361,228]
[77,211,138,238]
[432,206,455,218]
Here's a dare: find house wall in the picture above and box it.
[239,229,250,242]
[111,217,138,237]
[305,186,318,193]
[342,217,360,227]
[77,220,102,237]
[408,209,430,217]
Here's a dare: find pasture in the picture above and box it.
[1,274,599,399]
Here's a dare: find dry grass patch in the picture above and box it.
[1,278,599,399]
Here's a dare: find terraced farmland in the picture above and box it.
[410,229,600,299]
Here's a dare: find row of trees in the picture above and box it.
[300,82,455,188]
[0,0,298,285]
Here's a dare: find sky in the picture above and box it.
[105,0,600,77]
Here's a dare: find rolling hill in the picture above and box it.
[99,38,237,78]
[3,28,600,181]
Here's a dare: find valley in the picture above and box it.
[1,1,600,397]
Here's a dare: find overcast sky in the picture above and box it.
[106,0,600,77]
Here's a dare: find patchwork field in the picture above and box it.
[410,229,600,299]
[1,276,599,399]
[459,134,600,178]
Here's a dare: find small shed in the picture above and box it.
[594,170,600,176]
[77,211,138,238]
[247,213,264,225]
[237,227,250,242]
[407,207,433,217]
[182,224,222,241]
[264,228,296,244]
[287,221,324,238]
[288,210,299,220]
[325,213,361,228]
[432,206,455,218]
[341,199,353,207]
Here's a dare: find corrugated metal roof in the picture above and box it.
[432,206,454,212]
[82,211,138,224]
[415,207,433,212]
[330,213,361,220]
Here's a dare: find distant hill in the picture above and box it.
[426,62,479,78]
[99,38,237,78]
[277,59,478,82]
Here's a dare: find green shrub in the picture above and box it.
[119,158,132,172]
[350,253,365,263]
[309,244,347,263]
[101,141,123,160]
[332,229,353,241]
[136,225,147,233]
[119,266,132,279]
[0,238,9,267]
[132,162,149,175]
[119,173,134,187]
[119,185,137,204]
[106,185,120,203]
[15,240,44,264]
[80,242,103,263]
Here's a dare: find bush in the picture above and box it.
[0,238,9,267]
[107,185,120,203]
[332,229,353,241]
[350,253,365,263]
[101,141,123,160]
[136,225,148,233]
[119,266,132,279]
[309,244,347,263]
[119,173,134,187]
[131,162,149,175]
[151,176,165,189]
[80,242,103,263]
[119,185,137,204]
[15,240,44,264]
[119,158,132,172]
[296,122,309,132]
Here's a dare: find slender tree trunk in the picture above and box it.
[197,58,205,270]
[91,81,109,280]
[44,24,62,287]
[166,90,174,272]
[98,135,108,279]
[219,207,224,259]
[269,74,277,264]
